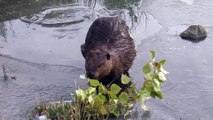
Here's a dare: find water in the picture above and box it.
[0,0,213,119]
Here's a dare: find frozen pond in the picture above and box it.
[0,0,213,119]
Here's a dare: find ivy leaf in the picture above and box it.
[89,79,100,87]
[119,92,128,105]
[143,63,151,74]
[150,50,156,59]
[110,84,121,95]
[121,74,131,85]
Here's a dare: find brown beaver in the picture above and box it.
[81,17,136,87]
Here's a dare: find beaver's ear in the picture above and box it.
[106,53,110,60]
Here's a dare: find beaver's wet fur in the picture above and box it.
[81,17,136,88]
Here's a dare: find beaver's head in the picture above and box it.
[85,49,113,80]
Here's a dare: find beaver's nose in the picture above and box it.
[87,72,97,79]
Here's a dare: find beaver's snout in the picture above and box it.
[87,72,97,79]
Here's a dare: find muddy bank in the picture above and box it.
[0,54,86,120]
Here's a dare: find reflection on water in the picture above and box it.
[0,0,77,22]
[0,0,146,28]
[20,4,92,27]
[18,0,144,29]
[0,0,146,42]
[0,0,144,25]
[0,0,148,65]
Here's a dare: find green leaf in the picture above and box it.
[139,95,150,111]
[110,84,121,95]
[144,80,153,88]
[153,86,161,92]
[130,83,136,89]
[88,95,94,104]
[144,73,154,80]
[99,94,106,103]
[150,91,157,98]
[128,83,136,97]
[156,91,163,99]
[96,94,106,104]
[141,87,152,95]
[75,89,86,101]
[89,79,100,87]
[99,105,107,115]
[121,74,131,85]
[153,79,161,87]
[150,50,156,59]
[86,87,96,94]
[158,72,166,81]
[98,84,107,94]
[119,92,128,105]
[109,91,117,99]
[111,108,120,117]
[160,59,166,65]
[143,63,151,74]
[150,91,163,99]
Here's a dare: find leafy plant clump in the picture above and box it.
[33,50,168,119]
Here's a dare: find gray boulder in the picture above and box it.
[180,25,207,42]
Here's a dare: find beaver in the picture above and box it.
[81,17,136,87]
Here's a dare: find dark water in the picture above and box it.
[0,0,213,119]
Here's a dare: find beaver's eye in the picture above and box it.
[97,64,101,68]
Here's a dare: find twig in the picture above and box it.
[2,65,8,80]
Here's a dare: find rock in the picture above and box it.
[180,25,207,42]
